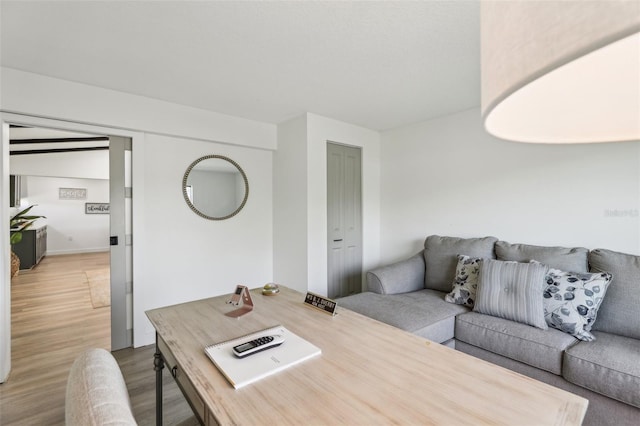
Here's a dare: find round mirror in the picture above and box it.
[182,155,249,220]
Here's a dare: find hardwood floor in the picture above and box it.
[0,252,197,425]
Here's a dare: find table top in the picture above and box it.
[146,286,588,425]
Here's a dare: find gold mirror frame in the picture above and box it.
[182,155,249,220]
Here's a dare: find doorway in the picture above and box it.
[1,115,138,382]
[327,142,363,299]
[4,121,133,365]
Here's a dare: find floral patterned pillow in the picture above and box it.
[445,255,481,307]
[543,268,612,341]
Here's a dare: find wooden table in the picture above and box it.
[146,286,588,425]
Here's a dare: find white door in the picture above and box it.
[327,142,362,299]
[109,136,133,350]
[1,120,10,382]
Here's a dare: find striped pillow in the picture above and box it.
[474,259,549,329]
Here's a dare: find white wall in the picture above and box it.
[1,67,276,150]
[16,176,110,255]
[274,113,381,296]
[273,115,308,292]
[11,149,111,254]
[380,108,640,265]
[134,134,273,345]
[10,149,109,180]
[0,68,278,370]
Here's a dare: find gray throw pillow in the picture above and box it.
[424,235,497,292]
[589,248,640,339]
[474,259,549,329]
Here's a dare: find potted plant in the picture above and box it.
[10,205,45,277]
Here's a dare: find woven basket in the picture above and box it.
[11,251,20,277]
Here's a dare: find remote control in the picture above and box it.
[232,334,285,358]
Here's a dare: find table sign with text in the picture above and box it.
[304,292,337,316]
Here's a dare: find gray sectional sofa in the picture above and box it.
[338,235,640,426]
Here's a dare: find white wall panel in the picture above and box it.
[273,115,308,293]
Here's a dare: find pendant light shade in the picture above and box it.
[481,1,640,143]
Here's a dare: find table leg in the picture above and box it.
[154,338,164,426]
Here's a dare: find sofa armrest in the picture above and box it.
[366,251,425,295]
[66,348,137,426]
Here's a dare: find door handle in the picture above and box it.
[333,239,343,242]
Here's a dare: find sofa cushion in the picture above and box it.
[564,332,640,408]
[338,289,469,343]
[543,268,612,341]
[496,241,589,272]
[474,259,549,329]
[589,248,640,339]
[423,235,497,292]
[456,312,578,375]
[445,255,481,307]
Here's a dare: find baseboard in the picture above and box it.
[47,248,110,256]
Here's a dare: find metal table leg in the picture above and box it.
[154,336,164,426]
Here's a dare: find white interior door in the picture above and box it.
[109,136,133,350]
[1,120,11,382]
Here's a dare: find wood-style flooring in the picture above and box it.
[0,252,197,425]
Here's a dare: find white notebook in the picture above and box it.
[204,325,321,389]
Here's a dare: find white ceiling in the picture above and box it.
[0,0,481,131]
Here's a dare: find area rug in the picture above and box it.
[86,268,110,308]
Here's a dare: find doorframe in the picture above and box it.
[0,112,144,382]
